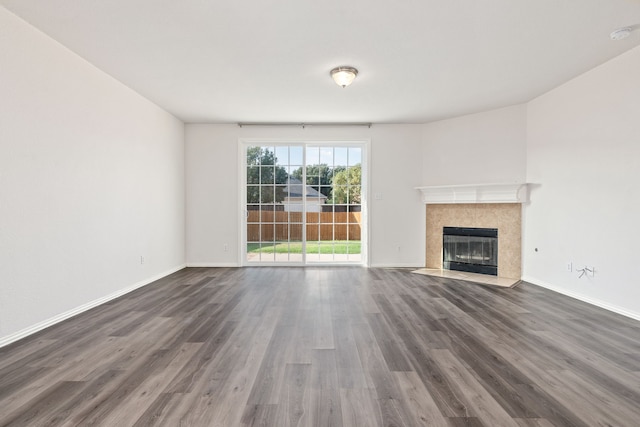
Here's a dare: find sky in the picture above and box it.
[269,145,361,169]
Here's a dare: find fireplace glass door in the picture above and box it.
[443,227,498,276]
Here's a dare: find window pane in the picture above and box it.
[348,223,361,243]
[290,146,303,165]
[247,166,260,184]
[289,210,303,223]
[306,224,319,241]
[260,221,275,241]
[275,224,289,240]
[247,146,261,166]
[348,147,361,166]
[274,146,289,166]
[334,147,348,167]
[260,186,276,203]
[306,147,319,166]
[275,185,287,202]
[246,225,260,242]
[260,166,274,184]
[247,186,260,204]
[287,165,302,178]
[334,208,347,224]
[274,210,288,223]
[260,147,275,166]
[349,185,361,204]
[333,186,348,205]
[307,212,320,224]
[275,169,288,185]
[290,223,303,240]
[260,243,275,262]
[246,206,260,222]
[320,146,333,165]
[260,209,274,223]
[319,186,332,203]
[306,174,319,187]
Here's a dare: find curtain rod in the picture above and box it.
[237,122,372,128]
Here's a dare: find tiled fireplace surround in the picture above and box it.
[418,184,527,280]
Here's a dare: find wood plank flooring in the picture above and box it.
[1,267,640,426]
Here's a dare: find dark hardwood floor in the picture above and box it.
[1,267,639,426]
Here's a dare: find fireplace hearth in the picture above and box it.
[443,227,498,276]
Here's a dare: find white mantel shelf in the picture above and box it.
[416,183,529,204]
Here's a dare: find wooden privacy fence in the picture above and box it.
[247,211,361,241]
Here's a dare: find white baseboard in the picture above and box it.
[522,276,640,322]
[0,264,186,348]
[188,263,423,268]
[369,263,424,269]
[186,262,240,268]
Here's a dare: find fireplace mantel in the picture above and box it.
[416,183,529,204]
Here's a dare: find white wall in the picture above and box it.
[523,45,640,320]
[421,105,527,185]
[185,125,240,266]
[185,124,425,268]
[0,9,186,344]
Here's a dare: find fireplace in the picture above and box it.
[417,184,527,279]
[443,227,498,276]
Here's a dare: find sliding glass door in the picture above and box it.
[245,145,303,263]
[304,145,362,263]
[242,142,366,265]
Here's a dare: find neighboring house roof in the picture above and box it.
[285,177,327,199]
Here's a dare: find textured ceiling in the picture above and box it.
[2,0,639,123]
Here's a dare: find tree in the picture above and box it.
[291,164,345,199]
[246,147,288,204]
[331,164,361,204]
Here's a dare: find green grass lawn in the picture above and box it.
[247,240,360,254]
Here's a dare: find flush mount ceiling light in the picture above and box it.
[610,24,640,40]
[330,66,358,88]
[610,27,632,40]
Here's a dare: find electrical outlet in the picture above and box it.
[140,256,144,265]
[567,261,572,272]
[223,243,228,252]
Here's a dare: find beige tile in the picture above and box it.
[411,269,520,288]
